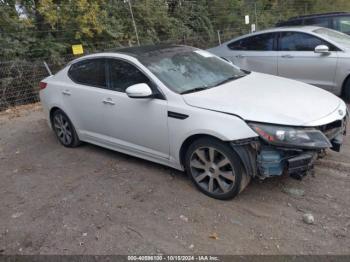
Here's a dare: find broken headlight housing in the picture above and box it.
[249,122,332,149]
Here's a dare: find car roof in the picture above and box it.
[225,26,323,42]
[107,44,194,58]
[255,26,322,34]
[67,44,197,65]
[286,12,350,21]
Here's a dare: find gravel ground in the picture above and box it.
[0,103,349,255]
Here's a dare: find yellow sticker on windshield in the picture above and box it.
[72,44,84,55]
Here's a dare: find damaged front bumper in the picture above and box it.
[256,147,317,180]
[231,114,347,180]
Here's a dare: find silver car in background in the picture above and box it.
[208,26,350,100]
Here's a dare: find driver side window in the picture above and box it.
[279,32,337,51]
[107,59,151,92]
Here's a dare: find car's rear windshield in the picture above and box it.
[314,28,350,48]
[137,47,246,94]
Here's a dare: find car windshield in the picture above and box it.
[314,28,350,48]
[138,47,247,94]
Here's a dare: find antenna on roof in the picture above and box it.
[43,61,52,76]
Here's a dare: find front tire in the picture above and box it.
[51,109,81,147]
[184,137,249,200]
[342,77,350,102]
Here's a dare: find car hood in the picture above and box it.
[182,72,341,126]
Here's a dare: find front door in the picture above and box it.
[277,31,338,91]
[101,58,169,159]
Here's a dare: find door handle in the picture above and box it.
[62,90,71,96]
[236,54,246,58]
[102,98,115,105]
[281,54,294,58]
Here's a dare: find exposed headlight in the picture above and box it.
[249,122,332,149]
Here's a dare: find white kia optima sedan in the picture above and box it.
[39,45,348,200]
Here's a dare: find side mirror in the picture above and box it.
[314,45,330,54]
[126,83,153,99]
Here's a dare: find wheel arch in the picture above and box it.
[49,106,77,130]
[49,106,81,147]
[341,73,350,97]
[49,106,62,123]
[179,133,258,178]
[49,106,77,128]
[179,134,223,168]
[179,133,255,198]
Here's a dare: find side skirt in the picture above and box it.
[80,135,183,171]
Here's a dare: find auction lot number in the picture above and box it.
[128,255,219,261]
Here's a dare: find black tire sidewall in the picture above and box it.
[343,78,350,102]
[184,137,243,200]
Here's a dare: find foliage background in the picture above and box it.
[1,0,350,109]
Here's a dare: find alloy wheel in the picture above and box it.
[53,113,73,146]
[190,147,236,194]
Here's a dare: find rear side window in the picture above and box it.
[279,32,336,51]
[334,16,350,34]
[107,59,151,92]
[68,59,106,88]
[228,33,276,51]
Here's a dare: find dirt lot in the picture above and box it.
[0,104,349,255]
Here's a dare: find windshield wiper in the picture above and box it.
[180,75,244,94]
[212,75,244,87]
[180,87,208,94]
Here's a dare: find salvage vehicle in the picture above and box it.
[208,26,350,101]
[39,45,348,200]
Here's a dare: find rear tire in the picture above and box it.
[342,77,350,102]
[184,137,249,200]
[51,109,81,148]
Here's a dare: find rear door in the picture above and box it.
[333,16,350,35]
[277,31,338,91]
[61,58,110,136]
[226,32,278,75]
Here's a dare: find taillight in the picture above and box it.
[39,81,47,90]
